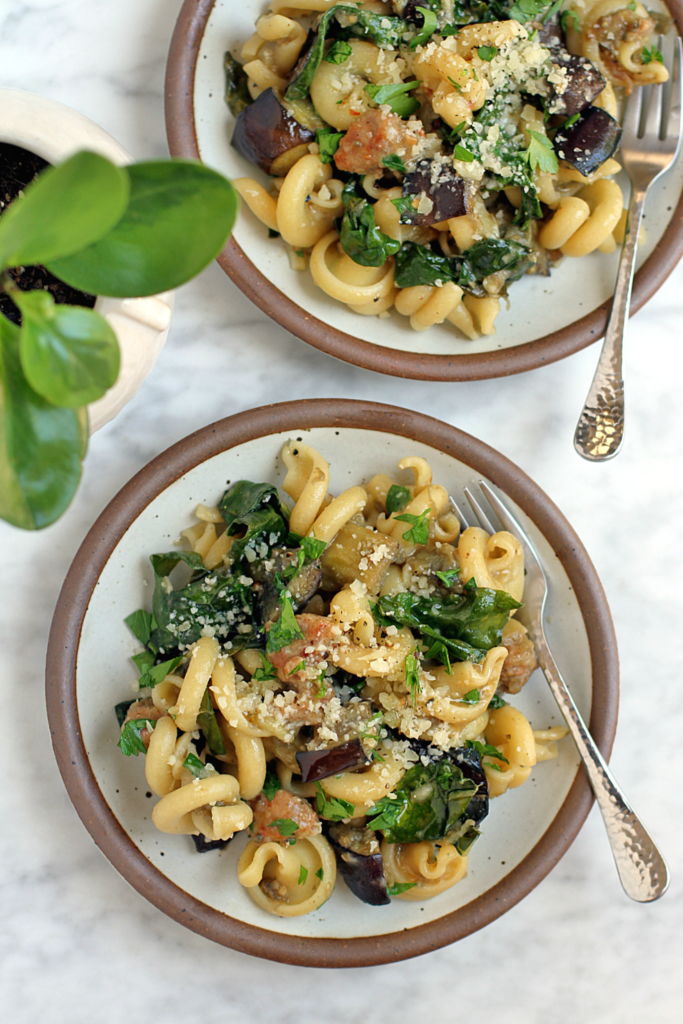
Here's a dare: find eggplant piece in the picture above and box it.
[254,548,322,625]
[553,106,622,177]
[535,13,564,49]
[401,159,467,226]
[550,53,605,117]
[296,738,369,783]
[224,52,252,117]
[231,88,315,174]
[191,833,231,853]
[327,823,390,905]
[114,699,137,728]
[452,746,489,827]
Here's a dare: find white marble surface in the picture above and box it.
[1,1,682,1019]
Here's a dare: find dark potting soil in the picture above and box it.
[0,141,97,326]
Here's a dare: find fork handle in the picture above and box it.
[574,185,648,462]
[534,636,669,902]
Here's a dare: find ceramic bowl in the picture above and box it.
[0,88,174,432]
[46,400,618,966]
[165,0,683,381]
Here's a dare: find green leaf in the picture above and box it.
[387,881,417,895]
[263,766,282,801]
[324,39,353,64]
[435,568,461,586]
[476,45,497,61]
[366,758,478,842]
[508,0,546,23]
[487,692,507,710]
[381,154,407,174]
[365,81,421,118]
[405,649,421,707]
[114,699,137,729]
[423,636,452,674]
[125,609,155,647]
[410,7,439,49]
[183,752,216,778]
[466,739,509,765]
[0,150,129,271]
[386,484,411,514]
[224,52,252,117]
[315,782,355,821]
[48,161,238,298]
[523,131,559,175]
[339,191,401,268]
[316,127,344,164]
[289,659,306,675]
[460,688,480,703]
[118,717,156,757]
[642,46,664,64]
[266,589,304,653]
[0,314,87,530]
[301,534,327,561]
[136,655,183,691]
[560,8,580,31]
[253,651,278,682]
[14,289,119,408]
[298,864,308,885]
[315,867,324,880]
[452,144,475,163]
[269,817,299,837]
[197,686,226,756]
[394,507,430,545]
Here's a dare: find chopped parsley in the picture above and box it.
[269,818,299,837]
[476,45,497,62]
[253,651,277,682]
[289,659,306,675]
[183,753,216,779]
[381,154,407,174]
[324,39,353,64]
[118,718,156,757]
[315,867,324,880]
[488,692,507,710]
[642,46,664,65]
[523,131,559,175]
[316,127,344,164]
[262,766,282,801]
[452,144,475,163]
[394,507,430,545]
[315,670,327,699]
[266,589,304,653]
[409,7,438,49]
[387,881,417,895]
[405,648,421,707]
[435,568,461,587]
[298,864,308,885]
[365,81,420,118]
[466,738,510,768]
[460,688,480,704]
[386,483,411,514]
[315,782,355,821]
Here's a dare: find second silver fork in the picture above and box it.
[574,37,683,461]
[452,483,670,902]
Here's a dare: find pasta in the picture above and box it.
[226,0,669,340]
[116,441,568,916]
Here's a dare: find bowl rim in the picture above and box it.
[46,399,619,967]
[164,0,683,382]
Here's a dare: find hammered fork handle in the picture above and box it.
[574,186,648,461]
[535,632,670,901]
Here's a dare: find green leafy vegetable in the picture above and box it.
[224,52,252,117]
[452,144,475,162]
[394,507,430,545]
[488,692,507,710]
[14,289,119,408]
[315,867,324,880]
[324,39,353,64]
[435,568,461,586]
[381,154,407,174]
[114,700,137,729]
[394,242,455,287]
[48,161,238,298]
[125,609,155,648]
[508,0,547,23]
[641,45,664,64]
[289,659,306,675]
[466,739,509,765]
[423,636,452,674]
[365,81,421,118]
[405,649,421,707]
[386,484,411,514]
[523,131,559,175]
[315,782,355,821]
[118,717,156,757]
[339,182,401,267]
[263,767,282,801]
[183,753,216,779]
[316,127,344,164]
[387,881,417,895]
[560,8,580,30]
[298,865,309,885]
[410,7,439,49]
[253,652,277,682]
[476,45,497,60]
[561,112,581,129]
[266,589,304,653]
[269,818,299,837]
[460,688,480,703]
[197,686,226,756]
[367,759,478,842]
[135,655,183,691]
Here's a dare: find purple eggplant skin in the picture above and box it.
[296,738,369,783]
[553,106,622,177]
[401,159,467,225]
[535,13,564,49]
[452,747,489,827]
[191,833,231,853]
[328,838,390,906]
[231,88,315,173]
[550,54,606,117]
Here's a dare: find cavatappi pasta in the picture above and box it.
[226,0,670,340]
[116,441,567,916]
[117,440,565,913]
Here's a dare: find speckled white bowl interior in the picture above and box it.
[193,0,683,358]
[76,425,590,941]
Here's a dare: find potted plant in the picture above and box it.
[0,90,237,532]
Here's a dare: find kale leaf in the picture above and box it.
[395,238,534,295]
[338,180,401,267]
[218,480,290,567]
[366,758,478,842]
[224,52,252,117]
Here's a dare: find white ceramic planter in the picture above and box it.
[0,88,174,433]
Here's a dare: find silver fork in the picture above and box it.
[451,484,670,902]
[574,37,683,461]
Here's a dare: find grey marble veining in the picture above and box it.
[1,1,683,1020]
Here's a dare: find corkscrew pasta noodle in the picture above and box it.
[117,441,568,917]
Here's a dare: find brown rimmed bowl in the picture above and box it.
[165,0,683,382]
[46,400,619,966]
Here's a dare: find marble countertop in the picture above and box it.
[1,1,682,1020]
